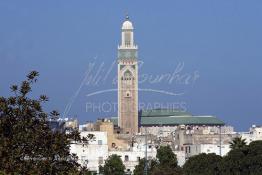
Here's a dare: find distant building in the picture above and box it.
[64,118,79,131]
[118,15,139,135]
[187,144,231,157]
[110,109,225,134]
[139,109,225,134]
[79,121,95,132]
[70,131,108,173]
[174,125,236,159]
[95,118,129,151]
[48,119,65,132]
[109,144,157,173]
[239,125,262,144]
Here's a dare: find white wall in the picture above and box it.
[187,144,230,157]
[240,126,262,144]
[109,147,157,173]
[70,131,108,172]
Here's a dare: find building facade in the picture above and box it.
[118,15,138,135]
[70,131,108,173]
[239,125,262,144]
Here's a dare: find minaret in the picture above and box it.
[118,15,138,134]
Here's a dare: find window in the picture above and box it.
[125,155,129,161]
[98,140,102,145]
[124,32,131,46]
[123,70,133,86]
[125,91,131,97]
[112,143,116,148]
[98,157,103,164]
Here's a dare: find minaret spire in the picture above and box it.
[117,15,139,134]
[119,15,136,49]
[125,13,129,20]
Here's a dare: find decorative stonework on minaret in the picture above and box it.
[118,15,138,134]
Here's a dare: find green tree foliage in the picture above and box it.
[0,71,91,174]
[229,136,247,150]
[220,140,262,175]
[133,145,182,175]
[183,153,222,175]
[156,145,178,168]
[100,154,125,175]
[133,158,157,175]
[152,145,182,175]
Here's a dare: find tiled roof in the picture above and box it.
[109,114,224,127]
[140,115,224,126]
[140,109,192,117]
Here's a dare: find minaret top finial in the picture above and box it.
[121,13,133,30]
[125,13,129,20]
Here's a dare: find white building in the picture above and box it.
[185,144,230,158]
[239,125,262,144]
[109,142,157,173]
[70,131,108,173]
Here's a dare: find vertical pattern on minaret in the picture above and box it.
[118,16,138,134]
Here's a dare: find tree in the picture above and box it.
[156,145,178,168]
[243,140,262,174]
[220,140,262,175]
[133,158,157,175]
[151,145,182,175]
[183,153,222,175]
[0,71,92,174]
[229,136,247,150]
[101,154,125,175]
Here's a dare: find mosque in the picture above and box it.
[70,16,229,173]
[116,15,224,135]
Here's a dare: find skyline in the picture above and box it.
[0,1,262,131]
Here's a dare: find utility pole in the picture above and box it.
[144,127,148,175]
[219,126,222,156]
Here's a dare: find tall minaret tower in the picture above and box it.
[118,15,138,134]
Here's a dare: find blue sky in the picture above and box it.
[0,1,261,131]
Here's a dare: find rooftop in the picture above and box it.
[108,109,225,127]
[140,115,224,126]
[140,109,192,117]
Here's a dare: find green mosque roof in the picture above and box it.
[140,109,192,117]
[140,116,224,126]
[109,109,224,126]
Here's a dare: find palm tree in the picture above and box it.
[229,136,247,150]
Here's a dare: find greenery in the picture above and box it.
[0,71,92,175]
[99,154,125,175]
[220,140,262,175]
[183,138,262,175]
[183,153,222,175]
[229,136,247,150]
[133,158,157,175]
[134,145,182,175]
[133,138,262,175]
